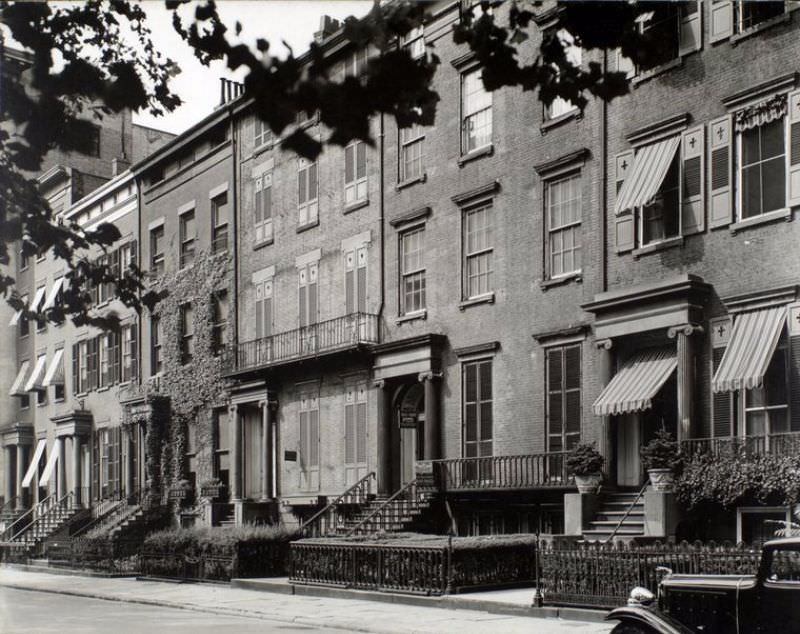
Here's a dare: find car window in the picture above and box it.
[769,549,800,582]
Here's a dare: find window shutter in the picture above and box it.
[112,331,121,383]
[92,431,99,502]
[709,0,733,43]
[708,115,733,228]
[614,214,635,253]
[255,176,263,223]
[130,322,138,381]
[344,403,355,464]
[681,125,705,235]
[299,410,308,468]
[357,247,367,313]
[72,342,79,395]
[357,142,367,179]
[711,346,734,437]
[356,401,367,464]
[789,306,800,432]
[787,89,800,208]
[309,264,318,325]
[298,167,307,206]
[299,282,307,328]
[345,267,354,314]
[263,179,272,219]
[255,283,264,339]
[309,163,318,201]
[345,144,354,184]
[309,409,319,468]
[679,2,702,55]
[264,296,272,337]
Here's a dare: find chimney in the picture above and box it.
[112,156,130,176]
[219,78,244,107]
[314,15,341,43]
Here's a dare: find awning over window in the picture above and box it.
[712,306,786,393]
[39,441,59,487]
[593,347,677,416]
[24,355,48,392]
[614,136,681,215]
[42,277,64,311]
[29,286,46,313]
[21,439,46,488]
[9,361,30,396]
[8,307,22,327]
[42,349,64,387]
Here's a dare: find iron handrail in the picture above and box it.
[74,488,146,537]
[300,472,375,537]
[1,493,55,541]
[604,480,649,544]
[7,491,72,543]
[346,478,417,537]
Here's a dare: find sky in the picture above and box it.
[134,1,373,134]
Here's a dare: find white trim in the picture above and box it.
[340,230,372,253]
[147,217,166,231]
[538,333,587,349]
[296,248,322,268]
[42,348,64,387]
[21,439,47,488]
[24,354,47,392]
[252,265,276,285]
[42,277,64,311]
[209,182,229,199]
[736,506,791,543]
[252,158,275,178]
[178,200,196,215]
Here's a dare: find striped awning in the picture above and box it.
[614,136,681,215]
[712,307,786,393]
[593,347,677,416]
[21,439,46,488]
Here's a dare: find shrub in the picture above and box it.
[566,443,605,476]
[640,430,682,471]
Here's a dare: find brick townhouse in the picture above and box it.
[4,1,800,548]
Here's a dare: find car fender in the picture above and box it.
[605,605,694,634]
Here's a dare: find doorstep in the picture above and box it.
[231,577,608,624]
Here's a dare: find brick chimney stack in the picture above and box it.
[219,78,244,106]
[314,15,341,43]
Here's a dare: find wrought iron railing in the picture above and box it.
[74,488,146,537]
[434,451,574,491]
[1,493,56,542]
[346,478,424,536]
[604,479,649,544]
[0,495,22,516]
[681,431,800,457]
[300,472,375,538]
[223,312,379,373]
[2,492,73,544]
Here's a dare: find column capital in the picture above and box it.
[228,404,239,416]
[595,338,613,351]
[667,323,704,339]
[418,371,443,383]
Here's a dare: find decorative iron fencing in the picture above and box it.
[300,472,375,537]
[681,432,800,458]
[435,451,574,491]
[224,312,379,373]
[537,540,762,609]
[46,538,142,574]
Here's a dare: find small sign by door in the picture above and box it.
[284,450,297,462]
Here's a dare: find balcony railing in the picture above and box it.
[681,432,800,458]
[224,312,379,374]
[434,451,574,492]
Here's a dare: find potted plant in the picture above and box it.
[640,429,681,492]
[567,443,605,494]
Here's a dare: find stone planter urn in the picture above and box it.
[575,473,602,494]
[648,468,675,492]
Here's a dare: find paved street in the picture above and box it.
[0,569,613,634]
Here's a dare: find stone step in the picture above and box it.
[589,520,645,529]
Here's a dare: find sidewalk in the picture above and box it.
[0,566,612,634]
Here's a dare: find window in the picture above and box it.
[179,303,194,364]
[463,359,493,459]
[642,153,680,246]
[151,315,162,375]
[297,159,319,227]
[744,333,788,438]
[344,384,368,484]
[400,227,425,315]
[738,507,792,545]
[344,246,367,314]
[99,249,121,304]
[85,337,98,391]
[254,118,273,148]
[546,173,582,277]
[546,344,582,455]
[213,409,230,486]
[150,225,165,275]
[344,141,367,205]
[99,332,119,387]
[19,293,29,337]
[255,279,273,340]
[739,117,786,219]
[461,67,492,154]
[179,209,196,268]
[121,321,138,382]
[403,25,425,60]
[546,30,581,119]
[399,124,425,183]
[254,173,273,244]
[736,1,784,33]
[34,283,46,331]
[186,423,197,490]
[463,201,494,298]
[340,48,368,80]
[298,262,319,326]
[298,393,320,490]
[211,291,228,355]
[43,348,65,401]
[211,192,229,254]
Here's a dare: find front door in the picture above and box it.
[617,413,641,487]
[400,425,417,486]
[243,411,262,499]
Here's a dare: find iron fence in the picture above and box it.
[46,537,141,574]
[434,451,574,491]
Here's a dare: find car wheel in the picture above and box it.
[610,623,658,634]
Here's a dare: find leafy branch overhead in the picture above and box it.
[1,0,668,327]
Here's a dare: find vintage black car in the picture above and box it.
[606,537,800,633]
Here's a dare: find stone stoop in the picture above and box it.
[581,491,645,542]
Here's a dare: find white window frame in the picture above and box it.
[254,173,273,244]
[297,159,319,227]
[737,506,792,544]
[179,208,196,269]
[545,172,582,278]
[462,200,494,300]
[739,329,789,440]
[298,392,320,490]
[546,30,581,120]
[211,191,229,254]
[344,140,367,205]
[179,303,194,365]
[254,117,273,149]
[735,0,786,34]
[150,224,165,275]
[461,67,492,155]
[399,124,425,183]
[399,226,426,316]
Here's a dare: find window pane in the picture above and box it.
[761,119,785,159]
[465,363,477,402]
[479,361,492,400]
[765,347,787,406]
[465,403,477,441]
[742,164,762,218]
[762,157,786,213]
[742,127,760,166]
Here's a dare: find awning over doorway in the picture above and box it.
[21,439,46,488]
[593,347,677,416]
[711,306,786,393]
[39,441,59,487]
[613,136,680,215]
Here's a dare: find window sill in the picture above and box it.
[458,144,494,167]
[54,398,65,404]
[96,386,110,393]
[396,310,427,325]
[730,207,792,234]
[459,292,495,311]
[540,109,581,134]
[77,392,89,399]
[730,12,791,46]
[540,272,582,290]
[631,57,683,86]
[343,198,369,214]
[252,141,275,159]
[396,173,427,191]
[633,236,684,257]
[253,238,274,251]
[296,220,319,234]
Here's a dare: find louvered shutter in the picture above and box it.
[344,403,355,464]
[614,150,635,253]
[308,264,318,325]
[357,247,367,313]
[263,296,272,337]
[357,142,367,180]
[255,176,263,223]
[787,90,800,208]
[356,401,367,464]
[345,144,354,185]
[679,2,702,55]
[709,115,733,228]
[309,408,319,468]
[130,322,138,381]
[255,283,264,338]
[681,125,705,235]
[712,347,734,437]
[710,0,733,43]
[299,410,308,469]
[72,342,80,395]
[298,266,308,328]
[789,306,800,432]
[345,251,355,314]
